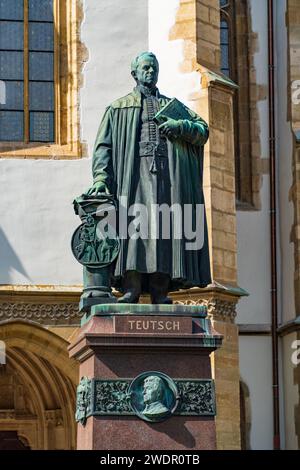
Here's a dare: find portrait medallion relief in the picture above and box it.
[128,372,179,422]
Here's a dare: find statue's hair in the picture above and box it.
[131,52,159,73]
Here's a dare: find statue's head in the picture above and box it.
[131,52,159,88]
[143,375,164,404]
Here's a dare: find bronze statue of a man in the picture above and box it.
[85,52,211,304]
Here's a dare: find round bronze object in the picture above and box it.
[71,219,120,268]
[128,371,179,423]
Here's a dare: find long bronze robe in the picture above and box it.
[92,87,211,291]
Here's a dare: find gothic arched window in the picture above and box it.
[220,0,253,206]
[220,0,236,78]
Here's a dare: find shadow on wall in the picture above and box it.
[0,227,31,283]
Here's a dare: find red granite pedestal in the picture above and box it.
[69,305,223,450]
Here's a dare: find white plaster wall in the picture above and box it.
[0,159,87,284]
[237,0,271,325]
[0,0,148,285]
[81,0,149,155]
[237,177,271,324]
[239,336,273,449]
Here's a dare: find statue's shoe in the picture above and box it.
[81,289,114,299]
[117,292,140,304]
[151,296,173,305]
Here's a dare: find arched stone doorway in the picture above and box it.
[0,321,78,449]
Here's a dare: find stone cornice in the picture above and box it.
[199,66,239,92]
[0,283,246,325]
[0,286,81,326]
[0,285,82,302]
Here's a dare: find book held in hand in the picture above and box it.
[153,98,192,124]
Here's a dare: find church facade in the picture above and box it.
[0,0,299,450]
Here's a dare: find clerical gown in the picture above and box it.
[92,87,211,291]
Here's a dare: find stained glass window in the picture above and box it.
[0,0,54,142]
[219,0,253,205]
[220,20,230,76]
[220,1,232,78]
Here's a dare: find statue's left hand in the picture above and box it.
[158,116,182,141]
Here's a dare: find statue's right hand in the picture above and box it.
[85,181,109,196]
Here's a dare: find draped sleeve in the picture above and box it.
[92,106,114,191]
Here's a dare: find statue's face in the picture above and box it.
[143,377,160,404]
[134,57,159,88]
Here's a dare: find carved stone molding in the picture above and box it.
[0,302,82,326]
[44,410,63,426]
[173,297,238,322]
[0,298,237,325]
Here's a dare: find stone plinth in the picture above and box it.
[69,304,223,450]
